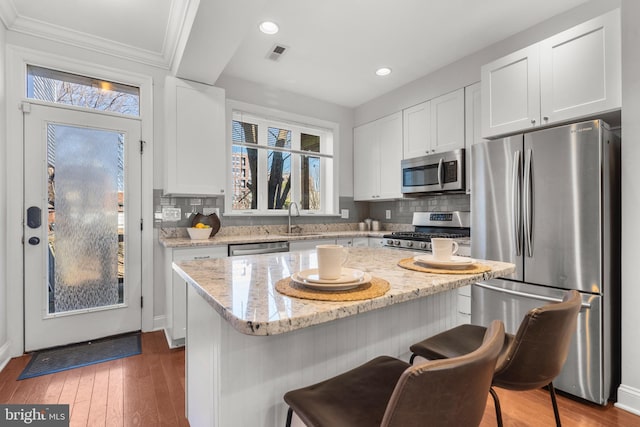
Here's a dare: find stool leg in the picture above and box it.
[285,407,293,427]
[548,382,562,427]
[489,387,503,427]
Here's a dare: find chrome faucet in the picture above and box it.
[288,202,300,234]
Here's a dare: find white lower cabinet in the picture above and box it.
[165,245,227,348]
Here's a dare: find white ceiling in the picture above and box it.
[0,0,590,107]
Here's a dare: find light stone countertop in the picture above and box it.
[159,230,389,248]
[173,247,515,336]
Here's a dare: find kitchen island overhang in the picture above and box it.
[173,247,515,336]
[174,247,515,427]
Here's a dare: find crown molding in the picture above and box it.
[0,0,198,70]
[0,0,18,29]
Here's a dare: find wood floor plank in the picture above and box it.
[105,359,124,427]
[86,362,111,427]
[2,330,638,426]
[0,356,30,402]
[43,372,66,403]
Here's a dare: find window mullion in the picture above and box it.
[291,131,301,207]
[258,125,269,211]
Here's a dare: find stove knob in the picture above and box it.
[394,240,401,246]
[406,241,413,247]
[419,242,427,249]
[386,239,394,245]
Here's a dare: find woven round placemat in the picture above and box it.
[398,257,492,274]
[275,276,390,301]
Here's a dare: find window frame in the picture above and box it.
[225,100,339,216]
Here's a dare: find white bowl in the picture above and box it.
[187,227,213,240]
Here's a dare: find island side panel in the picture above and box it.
[186,283,221,426]
[186,285,459,427]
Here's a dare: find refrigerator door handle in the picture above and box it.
[524,148,533,257]
[474,282,591,309]
[513,150,522,256]
[437,157,444,189]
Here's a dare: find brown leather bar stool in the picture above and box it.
[409,289,582,427]
[283,320,505,427]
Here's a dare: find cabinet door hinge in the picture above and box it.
[140,296,144,308]
[140,140,146,154]
[140,218,144,231]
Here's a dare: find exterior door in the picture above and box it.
[24,102,142,351]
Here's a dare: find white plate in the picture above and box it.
[291,271,372,291]
[413,254,476,269]
[297,268,365,284]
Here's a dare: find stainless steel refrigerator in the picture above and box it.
[470,119,620,404]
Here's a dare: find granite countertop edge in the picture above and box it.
[173,253,514,337]
[160,230,389,248]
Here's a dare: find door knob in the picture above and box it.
[28,237,40,245]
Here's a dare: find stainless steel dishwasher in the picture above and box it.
[228,241,289,256]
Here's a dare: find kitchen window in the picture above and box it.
[228,107,337,215]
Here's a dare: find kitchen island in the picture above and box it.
[173,247,515,427]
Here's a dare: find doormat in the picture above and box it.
[18,332,141,380]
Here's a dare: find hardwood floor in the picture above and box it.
[0,330,638,426]
[0,331,188,427]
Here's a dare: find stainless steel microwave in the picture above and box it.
[401,149,465,194]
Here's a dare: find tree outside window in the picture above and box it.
[230,112,333,214]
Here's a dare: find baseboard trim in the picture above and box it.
[0,340,13,374]
[153,315,166,332]
[615,384,640,416]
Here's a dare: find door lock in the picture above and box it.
[28,237,40,245]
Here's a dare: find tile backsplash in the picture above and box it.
[154,189,469,229]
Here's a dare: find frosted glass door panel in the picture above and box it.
[48,124,124,313]
[24,102,141,351]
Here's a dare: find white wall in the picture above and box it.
[355,0,621,126]
[0,21,8,367]
[215,74,355,197]
[615,0,640,415]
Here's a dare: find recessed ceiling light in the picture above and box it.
[375,67,392,76]
[259,21,279,35]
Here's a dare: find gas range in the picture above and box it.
[383,211,470,252]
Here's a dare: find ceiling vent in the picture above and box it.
[267,44,288,62]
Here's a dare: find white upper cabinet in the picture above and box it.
[539,9,621,124]
[353,120,379,201]
[464,82,482,194]
[354,112,402,201]
[481,9,620,138]
[402,101,431,159]
[164,76,226,195]
[430,88,465,153]
[377,113,403,199]
[402,89,464,160]
[481,44,541,138]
